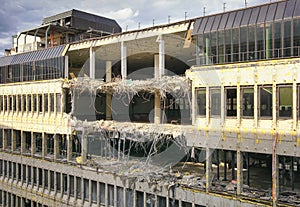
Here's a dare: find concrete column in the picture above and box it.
[20,131,25,154]
[272,133,279,207]
[89,47,95,79]
[157,35,165,77]
[67,134,72,162]
[205,148,212,192]
[11,130,16,152]
[106,61,112,120]
[236,150,243,195]
[42,133,47,159]
[81,129,87,163]
[154,91,161,124]
[64,55,69,79]
[54,134,59,161]
[31,132,36,156]
[154,54,161,124]
[121,41,127,79]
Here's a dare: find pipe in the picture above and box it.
[45,25,51,48]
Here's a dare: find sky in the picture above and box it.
[0,0,270,57]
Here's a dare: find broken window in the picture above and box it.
[196,88,206,116]
[242,87,254,117]
[278,85,292,118]
[226,88,237,117]
[210,88,221,116]
[259,86,272,117]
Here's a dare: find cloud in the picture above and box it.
[104,8,140,21]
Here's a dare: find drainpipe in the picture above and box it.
[16,33,21,53]
[45,25,51,48]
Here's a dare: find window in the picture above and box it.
[210,88,221,116]
[278,86,292,118]
[242,88,254,117]
[84,179,89,201]
[226,88,237,117]
[76,177,81,198]
[69,175,74,196]
[259,86,272,117]
[196,88,206,116]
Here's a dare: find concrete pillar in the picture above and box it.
[31,132,36,156]
[42,133,47,159]
[205,148,212,192]
[67,134,72,162]
[154,55,161,124]
[81,129,87,164]
[121,41,127,79]
[272,133,279,207]
[158,35,165,77]
[64,55,69,79]
[89,47,95,79]
[154,91,161,124]
[54,134,59,161]
[11,130,16,152]
[106,61,112,120]
[237,150,243,195]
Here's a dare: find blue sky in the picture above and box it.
[0,0,269,56]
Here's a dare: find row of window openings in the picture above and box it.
[0,131,81,157]
[0,190,48,207]
[0,94,61,113]
[196,85,295,118]
[197,19,300,65]
[0,160,202,207]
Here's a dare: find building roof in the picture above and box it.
[193,0,300,35]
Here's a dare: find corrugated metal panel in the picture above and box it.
[0,45,67,67]
[192,18,202,35]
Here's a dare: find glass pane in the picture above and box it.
[211,32,217,63]
[294,0,300,17]
[232,28,239,62]
[232,10,243,28]
[225,29,232,62]
[265,23,273,59]
[284,0,296,19]
[275,2,286,20]
[210,88,221,116]
[260,86,272,117]
[240,27,247,61]
[196,88,206,116]
[226,88,237,117]
[294,18,300,56]
[283,20,292,57]
[242,88,254,117]
[265,4,277,22]
[198,17,208,33]
[211,14,222,31]
[218,31,225,63]
[256,24,265,60]
[257,5,268,24]
[278,86,292,118]
[204,16,215,32]
[225,12,237,29]
[249,7,260,25]
[192,19,202,35]
[274,21,282,58]
[219,13,229,30]
[241,8,252,26]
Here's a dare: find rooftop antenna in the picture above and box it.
[185,12,187,20]
[168,15,171,23]
[203,7,206,16]
[223,3,226,12]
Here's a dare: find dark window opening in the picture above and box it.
[260,86,272,117]
[196,88,206,116]
[242,88,254,117]
[226,88,237,117]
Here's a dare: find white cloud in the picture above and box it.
[104,8,139,21]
